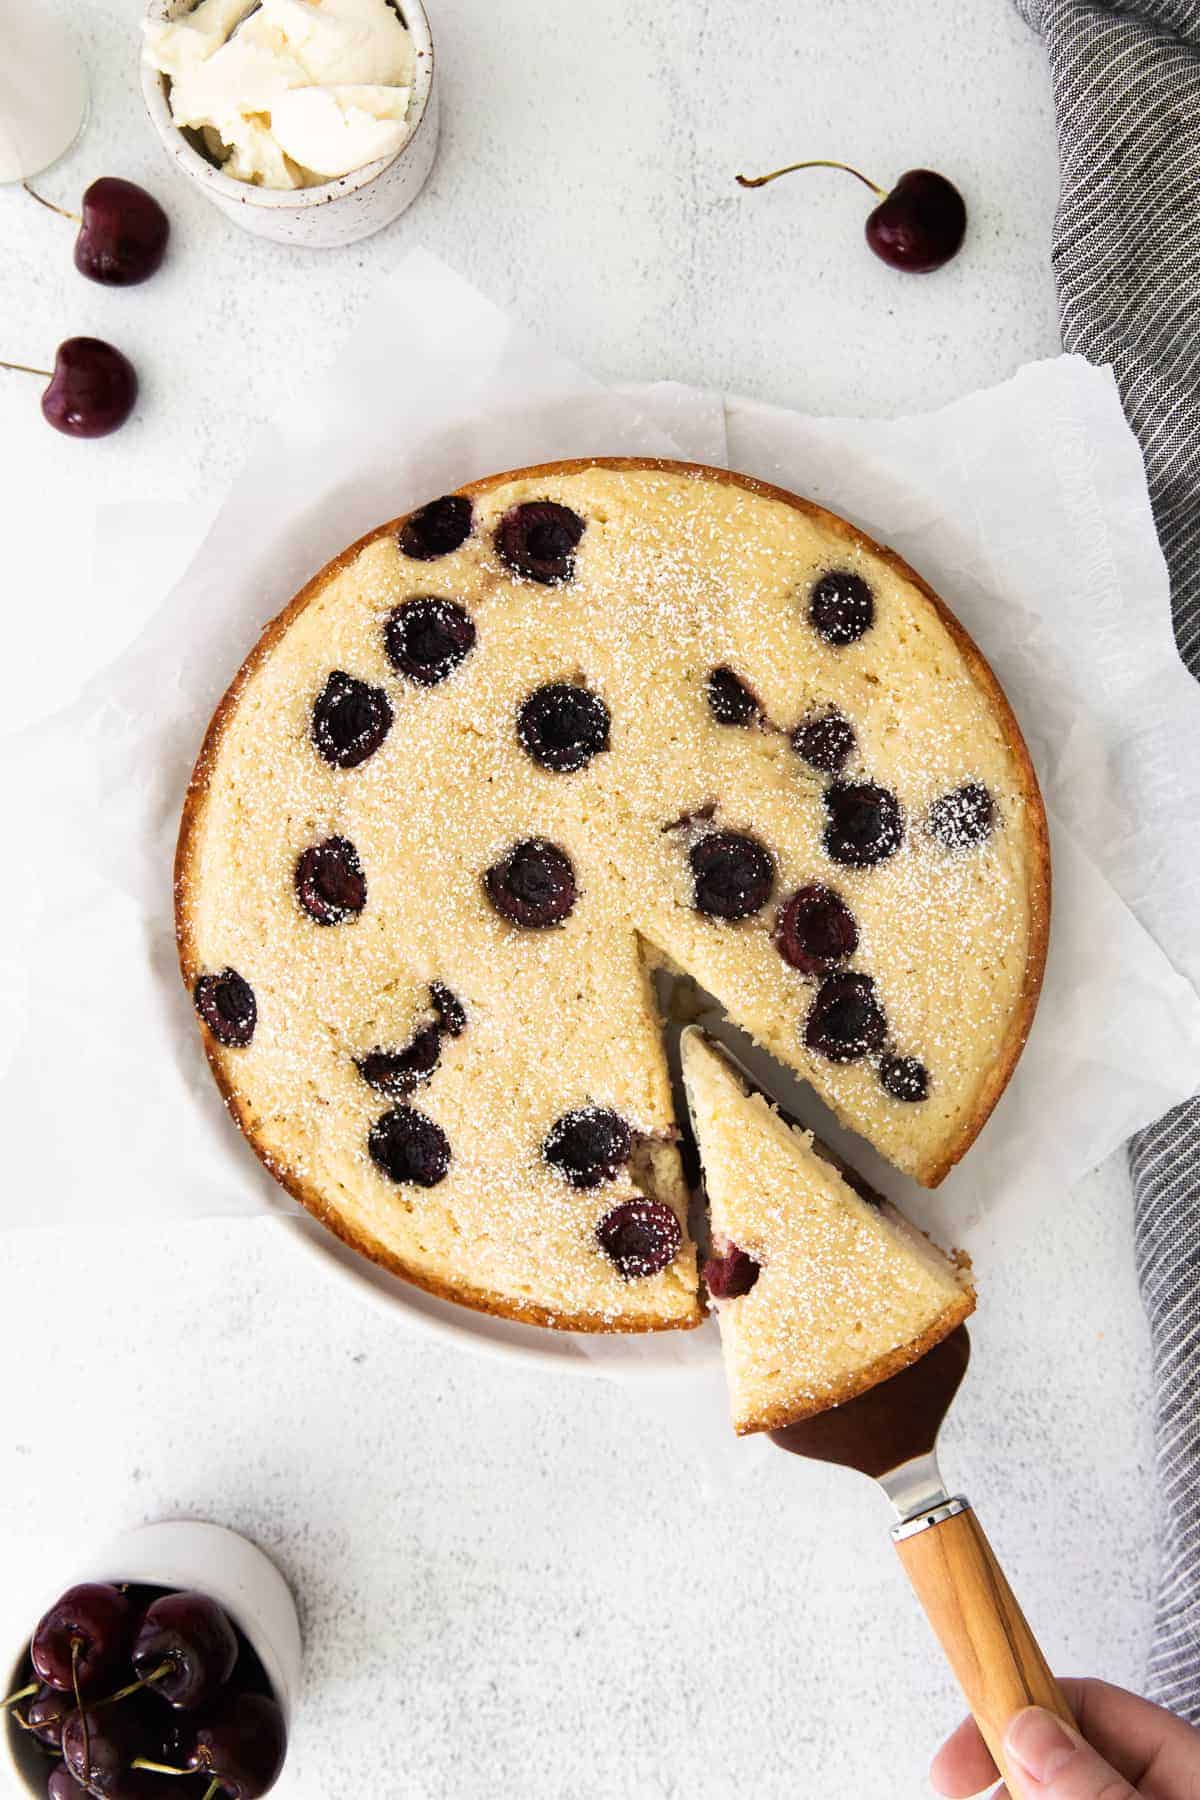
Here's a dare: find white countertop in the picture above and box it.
[0,2,1158,1797]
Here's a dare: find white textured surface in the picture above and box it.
[0,2,1159,1798]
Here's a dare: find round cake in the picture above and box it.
[175,458,1050,1332]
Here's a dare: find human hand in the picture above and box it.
[931,1678,1200,1799]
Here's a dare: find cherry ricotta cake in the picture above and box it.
[682,1029,975,1431]
[176,458,1049,1332]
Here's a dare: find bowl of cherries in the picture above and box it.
[1,1522,300,1799]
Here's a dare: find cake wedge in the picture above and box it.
[681,1029,975,1434]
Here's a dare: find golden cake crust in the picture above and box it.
[188,1035,701,1332]
[176,458,1050,1330]
[731,1299,977,1435]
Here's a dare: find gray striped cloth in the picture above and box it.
[1015,0,1200,1721]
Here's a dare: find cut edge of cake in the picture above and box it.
[680,1027,976,1432]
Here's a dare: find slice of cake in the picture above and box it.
[681,1028,974,1432]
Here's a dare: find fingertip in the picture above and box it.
[1010,1705,1086,1779]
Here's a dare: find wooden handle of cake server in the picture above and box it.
[893,1499,1074,1793]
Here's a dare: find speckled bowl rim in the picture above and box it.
[139,0,435,211]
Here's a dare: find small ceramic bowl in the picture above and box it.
[140,0,438,247]
[1,1520,302,1795]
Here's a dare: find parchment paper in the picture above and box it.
[2,253,1198,1380]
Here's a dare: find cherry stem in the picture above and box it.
[0,1681,38,1710]
[735,158,887,199]
[13,1698,70,1733]
[0,359,52,380]
[23,182,81,224]
[131,1758,189,1776]
[202,1782,223,1800]
[98,1660,174,1707]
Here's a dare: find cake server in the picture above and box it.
[675,1025,1075,1791]
[771,1329,1074,1792]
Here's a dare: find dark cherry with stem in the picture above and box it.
[60,1705,180,1798]
[134,1691,288,1799]
[25,178,169,285]
[28,1583,134,1800]
[131,1592,238,1711]
[20,1683,74,1751]
[1,339,138,438]
[736,160,967,273]
[61,1703,142,1797]
[31,1584,133,1693]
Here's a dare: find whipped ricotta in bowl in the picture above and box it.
[143,0,416,188]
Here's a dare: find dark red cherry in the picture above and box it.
[398,494,473,560]
[703,1245,760,1299]
[736,160,966,273]
[705,666,759,726]
[131,1591,237,1711]
[32,1585,132,1693]
[384,597,476,685]
[75,179,169,286]
[34,339,137,438]
[69,1734,179,1800]
[792,708,856,773]
[430,982,466,1036]
[61,1705,142,1796]
[356,1024,442,1097]
[23,1684,72,1751]
[368,1105,451,1186]
[194,969,257,1048]
[185,1691,287,1798]
[485,838,577,928]
[689,830,776,920]
[496,501,585,584]
[517,682,610,772]
[927,782,995,849]
[823,782,903,867]
[879,1054,929,1102]
[775,884,858,974]
[808,571,874,646]
[311,671,393,769]
[294,836,366,925]
[47,1767,87,1799]
[154,1705,193,1771]
[597,1199,681,1280]
[805,972,887,1063]
[543,1106,633,1189]
[866,170,967,273]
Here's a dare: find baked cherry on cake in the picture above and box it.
[176,459,1048,1334]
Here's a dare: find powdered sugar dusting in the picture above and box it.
[179,464,1041,1330]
